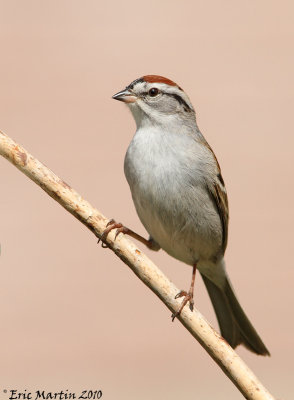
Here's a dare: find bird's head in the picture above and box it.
[112,75,196,129]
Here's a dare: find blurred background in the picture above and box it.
[0,1,293,399]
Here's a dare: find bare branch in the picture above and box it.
[0,130,275,400]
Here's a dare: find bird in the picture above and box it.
[102,75,270,356]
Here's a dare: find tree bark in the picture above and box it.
[0,130,275,400]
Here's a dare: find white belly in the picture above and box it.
[124,128,223,266]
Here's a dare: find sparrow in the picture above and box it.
[102,75,270,356]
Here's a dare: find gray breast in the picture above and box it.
[124,128,223,265]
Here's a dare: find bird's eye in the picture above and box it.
[148,88,159,97]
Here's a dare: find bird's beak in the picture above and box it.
[112,89,137,103]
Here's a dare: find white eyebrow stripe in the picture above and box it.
[129,80,194,112]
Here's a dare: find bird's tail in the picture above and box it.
[201,273,270,356]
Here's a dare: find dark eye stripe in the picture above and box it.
[136,89,192,112]
[165,93,192,112]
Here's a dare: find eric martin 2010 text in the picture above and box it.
[6,389,102,400]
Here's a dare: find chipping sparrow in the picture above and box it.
[103,75,269,356]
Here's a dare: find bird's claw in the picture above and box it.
[97,219,126,247]
[171,290,194,321]
[175,290,187,299]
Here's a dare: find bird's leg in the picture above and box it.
[172,263,197,321]
[98,219,159,250]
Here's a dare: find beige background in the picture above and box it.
[0,1,293,399]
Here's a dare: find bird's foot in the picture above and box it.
[98,219,127,248]
[171,290,194,321]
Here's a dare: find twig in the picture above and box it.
[0,130,275,400]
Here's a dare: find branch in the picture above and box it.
[0,130,275,400]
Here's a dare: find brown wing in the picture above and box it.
[208,176,229,253]
[202,140,229,253]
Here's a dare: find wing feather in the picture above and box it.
[201,140,229,253]
[208,178,229,252]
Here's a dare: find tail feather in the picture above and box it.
[201,273,270,356]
